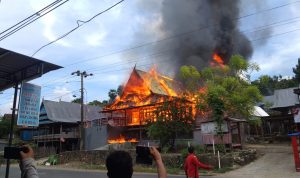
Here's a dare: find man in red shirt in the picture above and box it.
[184,146,213,178]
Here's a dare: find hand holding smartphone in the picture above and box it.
[4,146,30,159]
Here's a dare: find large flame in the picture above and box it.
[107,66,179,110]
[211,53,224,67]
[107,135,138,144]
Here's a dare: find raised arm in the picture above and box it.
[19,145,39,178]
[150,147,167,178]
[192,156,213,170]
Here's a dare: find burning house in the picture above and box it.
[101,0,267,147]
[102,67,194,143]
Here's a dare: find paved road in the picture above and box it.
[219,144,300,178]
[0,166,210,178]
[1,144,299,178]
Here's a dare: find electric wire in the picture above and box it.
[59,0,300,68]
[24,1,300,88]
[32,0,125,56]
[1,1,300,103]
[0,0,69,41]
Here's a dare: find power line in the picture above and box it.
[60,0,300,68]
[30,2,300,87]
[32,0,125,56]
[39,17,300,90]
[0,0,69,41]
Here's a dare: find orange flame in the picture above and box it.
[149,65,177,97]
[108,65,179,110]
[211,53,224,67]
[107,135,138,144]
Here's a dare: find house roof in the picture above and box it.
[263,87,299,108]
[252,106,269,117]
[41,100,104,123]
[0,47,62,91]
[135,69,184,96]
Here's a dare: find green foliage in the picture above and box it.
[47,155,58,165]
[117,85,124,96]
[108,89,117,103]
[88,100,108,107]
[248,117,262,127]
[71,98,81,104]
[252,75,297,96]
[146,98,194,150]
[190,55,263,137]
[179,65,201,92]
[215,144,226,153]
[0,119,10,138]
[293,58,300,83]
[180,145,206,160]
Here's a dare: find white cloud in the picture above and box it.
[41,14,71,47]
[43,86,75,102]
[85,32,106,47]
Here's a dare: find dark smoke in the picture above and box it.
[142,0,255,72]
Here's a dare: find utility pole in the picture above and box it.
[71,70,93,150]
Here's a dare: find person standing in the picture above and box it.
[184,146,213,178]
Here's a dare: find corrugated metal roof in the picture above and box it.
[42,100,104,123]
[252,106,269,117]
[263,87,299,108]
[0,47,62,91]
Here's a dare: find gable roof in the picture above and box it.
[106,68,186,110]
[263,87,299,108]
[41,100,104,123]
[135,69,184,96]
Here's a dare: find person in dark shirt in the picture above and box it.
[106,147,166,178]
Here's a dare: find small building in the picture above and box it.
[33,100,104,152]
[262,87,299,136]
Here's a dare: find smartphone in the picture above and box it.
[136,146,152,165]
[4,146,29,159]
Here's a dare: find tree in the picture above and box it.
[71,98,81,104]
[293,58,300,83]
[88,100,109,107]
[182,55,262,134]
[252,74,297,96]
[108,89,117,103]
[146,98,193,150]
[179,65,201,93]
[0,118,11,138]
[117,85,124,96]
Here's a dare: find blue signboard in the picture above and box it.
[17,83,41,127]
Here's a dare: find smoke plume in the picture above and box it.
[158,0,253,70]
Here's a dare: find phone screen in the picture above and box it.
[136,146,152,165]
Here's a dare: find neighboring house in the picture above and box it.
[262,87,299,136]
[33,100,105,152]
[194,106,269,148]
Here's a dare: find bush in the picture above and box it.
[215,144,226,153]
[47,155,58,165]
[180,145,206,160]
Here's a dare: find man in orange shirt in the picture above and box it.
[184,146,213,178]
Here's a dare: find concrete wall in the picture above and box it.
[84,125,107,150]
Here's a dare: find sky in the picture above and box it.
[0,0,299,115]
